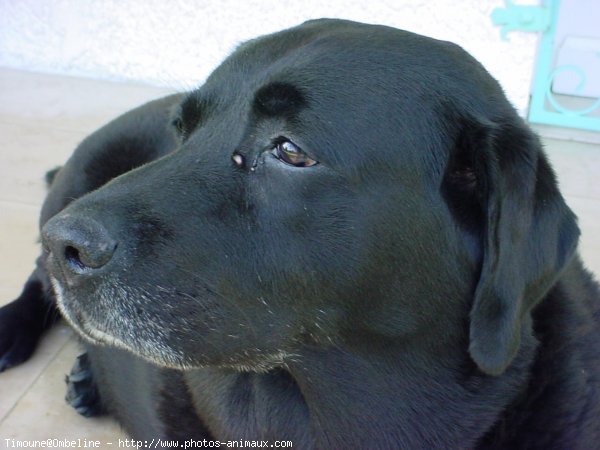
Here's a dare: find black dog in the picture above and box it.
[1,19,599,449]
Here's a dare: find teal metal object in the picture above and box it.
[491,0,551,41]
[545,66,600,117]
[492,0,600,132]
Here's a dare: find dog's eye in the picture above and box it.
[272,140,318,167]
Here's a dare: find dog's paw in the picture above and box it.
[65,353,104,417]
[0,302,41,372]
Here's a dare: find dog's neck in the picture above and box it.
[283,332,536,450]
[186,329,536,449]
[291,271,600,450]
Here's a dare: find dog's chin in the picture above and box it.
[63,309,193,370]
[51,276,126,347]
[49,275,194,369]
[59,302,135,352]
[78,317,128,348]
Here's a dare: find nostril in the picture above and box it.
[64,245,87,272]
[63,240,116,272]
[43,214,117,277]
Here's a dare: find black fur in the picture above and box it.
[1,19,599,449]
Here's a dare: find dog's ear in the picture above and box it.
[444,115,580,376]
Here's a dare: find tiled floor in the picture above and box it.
[0,67,599,443]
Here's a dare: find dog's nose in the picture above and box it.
[42,214,117,276]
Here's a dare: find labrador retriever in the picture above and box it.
[1,19,599,449]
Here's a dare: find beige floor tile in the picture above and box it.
[0,324,72,421]
[565,196,600,278]
[0,68,177,134]
[0,336,127,442]
[0,122,81,206]
[0,201,40,296]
[543,138,600,200]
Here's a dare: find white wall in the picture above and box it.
[0,0,540,115]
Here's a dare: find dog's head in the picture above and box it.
[43,19,579,375]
